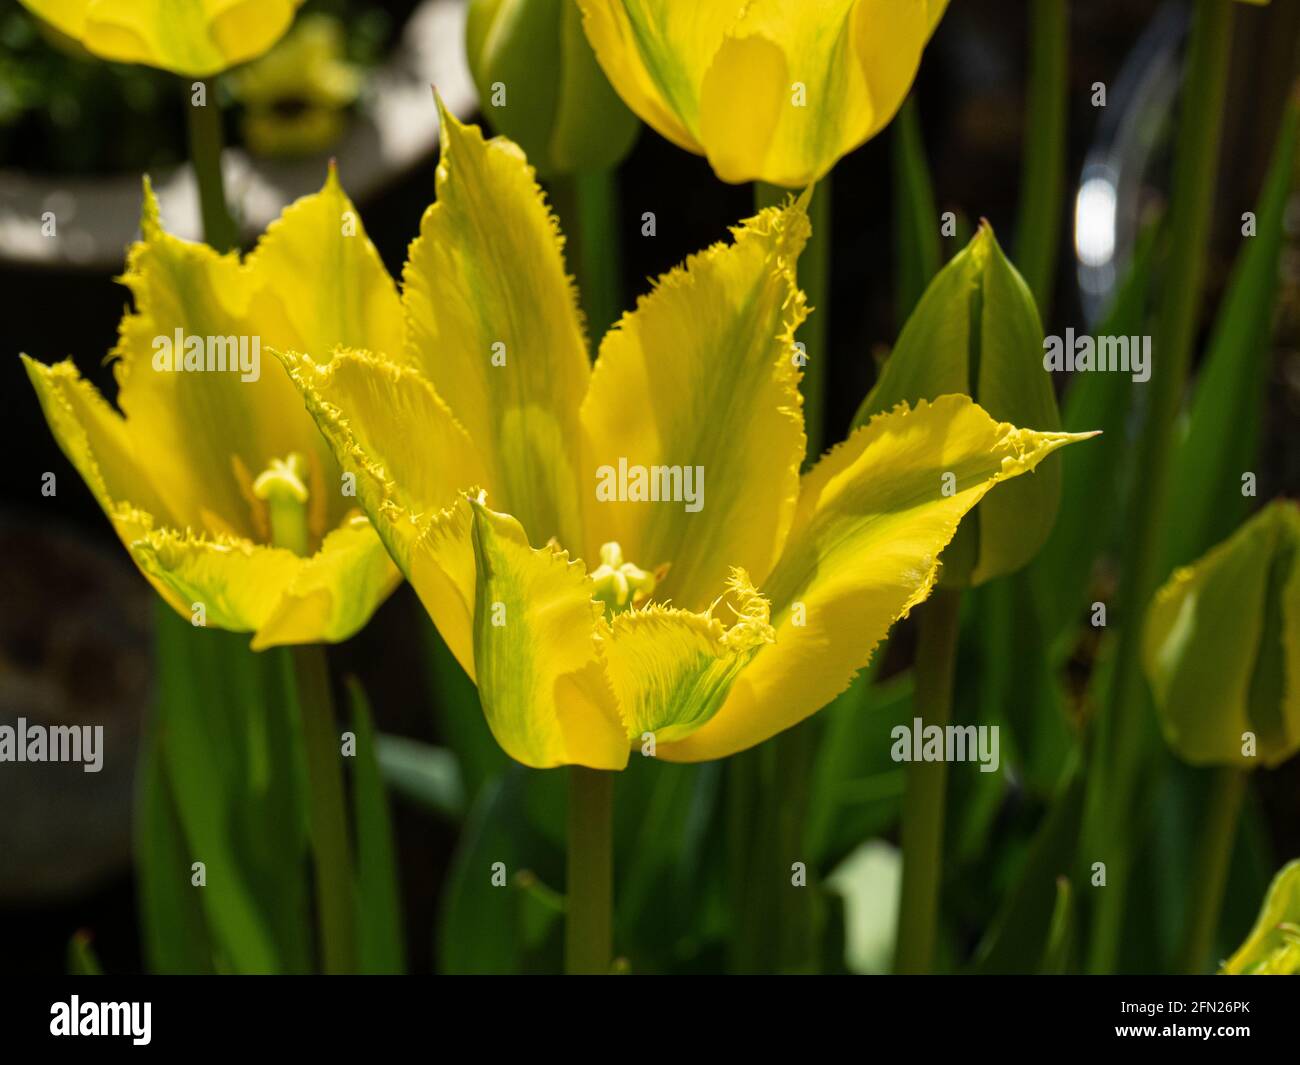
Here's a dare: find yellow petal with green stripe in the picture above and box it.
[276,348,489,674]
[575,0,732,156]
[580,196,809,612]
[19,0,304,77]
[659,395,1094,761]
[403,100,590,551]
[131,529,299,632]
[698,0,932,186]
[251,516,402,649]
[112,180,278,538]
[469,500,629,770]
[603,570,774,745]
[246,164,404,372]
[577,0,949,186]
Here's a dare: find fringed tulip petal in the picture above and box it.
[469,499,629,770]
[276,348,488,673]
[658,395,1093,761]
[580,196,809,612]
[403,100,591,550]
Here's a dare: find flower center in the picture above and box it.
[590,541,657,614]
[253,452,310,556]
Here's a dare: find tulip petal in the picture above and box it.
[575,0,730,156]
[469,500,629,770]
[603,570,774,745]
[1142,500,1300,767]
[658,395,1094,761]
[276,348,488,674]
[578,0,946,187]
[22,354,178,534]
[245,164,405,373]
[1222,859,1300,976]
[581,197,809,612]
[403,101,591,550]
[131,529,301,634]
[21,0,303,77]
[250,518,402,650]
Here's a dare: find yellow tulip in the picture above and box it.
[273,102,1093,769]
[574,0,949,187]
[17,0,303,77]
[22,167,403,649]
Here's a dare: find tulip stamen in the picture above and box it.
[253,452,311,556]
[590,541,658,615]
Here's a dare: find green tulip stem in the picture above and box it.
[1084,0,1235,974]
[566,766,614,974]
[293,643,358,975]
[1016,0,1069,314]
[259,467,356,973]
[1181,767,1247,974]
[184,78,239,254]
[895,587,962,974]
[551,169,623,344]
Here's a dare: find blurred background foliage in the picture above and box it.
[2,0,1298,974]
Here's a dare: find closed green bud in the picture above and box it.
[466,0,639,175]
[1143,499,1300,769]
[852,224,1063,587]
[1222,860,1300,975]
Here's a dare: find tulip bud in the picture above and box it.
[851,224,1063,586]
[466,0,638,176]
[1222,859,1300,975]
[1143,499,1300,768]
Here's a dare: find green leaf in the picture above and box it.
[152,603,312,974]
[971,766,1084,973]
[374,733,465,820]
[1027,224,1157,649]
[1039,876,1074,974]
[1014,0,1069,314]
[613,757,722,970]
[971,573,1074,795]
[346,678,406,974]
[135,725,216,974]
[1163,99,1300,572]
[436,768,566,973]
[806,667,911,868]
[892,94,941,326]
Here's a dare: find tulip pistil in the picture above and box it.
[253,452,311,556]
[590,542,657,615]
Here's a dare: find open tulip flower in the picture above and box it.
[22,168,404,649]
[575,0,950,187]
[272,102,1093,770]
[17,0,304,76]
